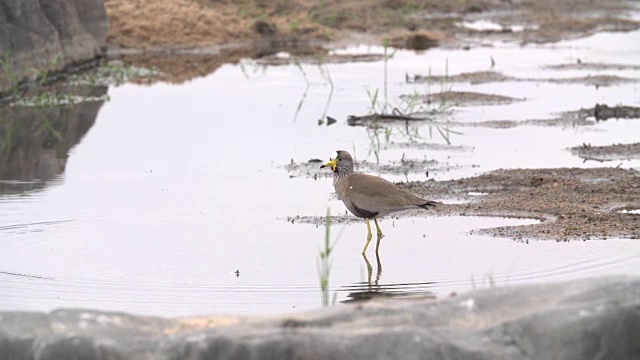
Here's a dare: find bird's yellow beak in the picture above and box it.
[320,158,337,171]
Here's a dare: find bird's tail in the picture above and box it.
[418,200,438,209]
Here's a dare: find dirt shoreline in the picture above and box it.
[104,0,640,83]
[105,0,640,50]
[405,167,640,241]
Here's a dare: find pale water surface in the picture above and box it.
[1,29,639,316]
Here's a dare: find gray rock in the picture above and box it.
[0,0,107,92]
[1,276,639,359]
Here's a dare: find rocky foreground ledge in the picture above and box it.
[1,276,639,359]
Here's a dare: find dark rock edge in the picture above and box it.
[1,276,639,359]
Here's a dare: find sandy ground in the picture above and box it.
[103,0,640,241]
[403,167,640,241]
[104,0,640,82]
[105,0,639,50]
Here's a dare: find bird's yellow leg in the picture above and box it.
[373,219,384,239]
[362,253,373,286]
[373,218,384,253]
[362,218,373,254]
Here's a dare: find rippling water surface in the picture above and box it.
[1,29,639,316]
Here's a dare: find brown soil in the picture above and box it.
[104,0,251,49]
[105,0,639,50]
[104,0,640,82]
[403,167,640,241]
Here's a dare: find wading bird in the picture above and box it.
[321,150,437,254]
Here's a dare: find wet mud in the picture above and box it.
[410,71,512,85]
[410,91,524,107]
[569,143,640,162]
[594,104,640,121]
[457,106,639,129]
[404,167,640,241]
[409,69,639,87]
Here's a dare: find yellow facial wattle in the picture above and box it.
[321,159,337,171]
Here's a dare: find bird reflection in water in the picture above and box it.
[341,251,437,304]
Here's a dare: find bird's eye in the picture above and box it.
[337,157,341,161]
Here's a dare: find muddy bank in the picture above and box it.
[409,69,639,88]
[463,104,640,129]
[345,103,640,130]
[569,143,640,162]
[105,0,640,50]
[408,91,524,107]
[401,167,640,241]
[103,0,640,84]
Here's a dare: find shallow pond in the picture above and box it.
[1,29,640,316]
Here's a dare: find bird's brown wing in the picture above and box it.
[344,173,424,216]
